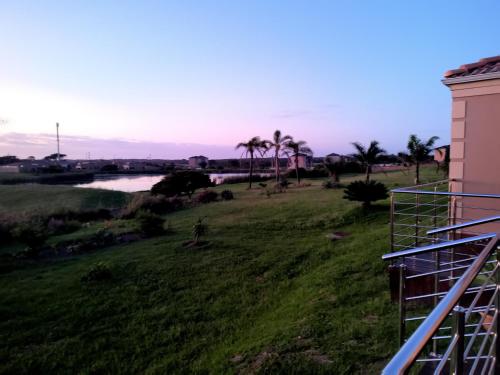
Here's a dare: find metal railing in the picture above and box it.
[383,181,500,374]
[383,234,499,374]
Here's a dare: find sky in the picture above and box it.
[0,0,499,159]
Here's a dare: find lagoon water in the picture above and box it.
[74,173,259,193]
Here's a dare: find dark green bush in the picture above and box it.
[47,218,80,235]
[11,219,48,256]
[343,180,389,208]
[322,180,335,189]
[136,210,165,236]
[151,171,212,198]
[81,262,113,283]
[220,190,234,200]
[196,190,218,204]
[122,193,183,218]
[221,174,271,185]
[0,219,14,245]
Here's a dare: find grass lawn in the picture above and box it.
[0,166,444,374]
[0,184,129,217]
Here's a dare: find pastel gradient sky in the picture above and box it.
[0,1,499,159]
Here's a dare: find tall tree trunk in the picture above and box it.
[295,154,300,185]
[275,149,280,182]
[365,165,370,183]
[415,162,420,185]
[249,153,254,189]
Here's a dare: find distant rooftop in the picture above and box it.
[444,55,500,80]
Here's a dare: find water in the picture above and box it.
[73,173,263,193]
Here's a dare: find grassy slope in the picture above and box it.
[0,167,443,374]
[0,185,129,216]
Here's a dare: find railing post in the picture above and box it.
[495,246,500,374]
[399,264,407,347]
[390,192,395,252]
[415,193,420,247]
[451,305,466,375]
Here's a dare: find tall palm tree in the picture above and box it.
[284,139,313,185]
[235,136,267,189]
[351,141,386,183]
[323,156,344,184]
[265,130,292,182]
[407,134,439,184]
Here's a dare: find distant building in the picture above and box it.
[325,153,354,163]
[188,155,209,169]
[287,153,313,170]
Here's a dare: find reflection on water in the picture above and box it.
[74,173,262,193]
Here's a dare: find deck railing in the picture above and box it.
[383,182,500,373]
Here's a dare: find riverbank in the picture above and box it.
[0,172,95,185]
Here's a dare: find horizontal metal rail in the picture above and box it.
[381,235,498,374]
[427,215,500,235]
[381,233,496,261]
[392,189,500,199]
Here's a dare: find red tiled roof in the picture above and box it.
[444,55,500,79]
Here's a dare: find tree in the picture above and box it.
[264,130,292,182]
[198,160,208,169]
[351,141,386,183]
[151,171,212,198]
[283,139,313,185]
[236,136,267,189]
[323,156,345,184]
[0,155,19,165]
[397,152,412,175]
[343,180,389,209]
[406,134,439,184]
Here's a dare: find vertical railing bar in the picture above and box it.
[451,305,466,375]
[399,264,407,347]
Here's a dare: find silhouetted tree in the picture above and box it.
[264,130,292,182]
[351,141,386,183]
[283,139,313,185]
[236,136,267,189]
[406,134,439,184]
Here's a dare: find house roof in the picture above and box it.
[444,55,500,80]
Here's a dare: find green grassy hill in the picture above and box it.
[0,167,444,374]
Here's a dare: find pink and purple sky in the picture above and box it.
[1,1,499,159]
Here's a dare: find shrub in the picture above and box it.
[221,174,271,185]
[122,193,183,218]
[192,217,207,244]
[11,219,48,256]
[136,210,165,236]
[220,190,234,200]
[151,171,212,198]
[47,218,80,235]
[0,219,14,245]
[322,180,334,189]
[196,190,218,204]
[343,180,389,208]
[81,262,113,283]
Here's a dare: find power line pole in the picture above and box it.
[56,122,61,162]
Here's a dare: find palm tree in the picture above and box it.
[235,136,267,189]
[265,130,292,182]
[351,141,386,183]
[406,134,439,184]
[323,156,344,184]
[284,139,313,185]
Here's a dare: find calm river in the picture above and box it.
[74,173,263,193]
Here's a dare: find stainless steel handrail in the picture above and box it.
[391,189,500,199]
[381,233,496,261]
[382,235,499,374]
[426,215,500,235]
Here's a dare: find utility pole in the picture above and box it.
[56,122,61,162]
